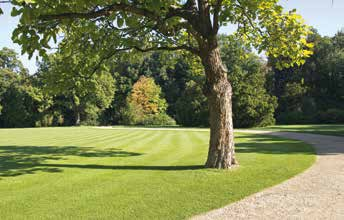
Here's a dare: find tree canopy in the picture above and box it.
[270,29,344,124]
[123,75,175,125]
[8,0,312,69]
[0,47,47,127]
[37,52,116,125]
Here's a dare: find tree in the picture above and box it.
[128,76,167,115]
[0,81,43,127]
[100,57,141,125]
[269,29,344,124]
[0,47,48,128]
[139,52,188,118]
[0,47,28,107]
[124,76,174,125]
[8,0,312,168]
[37,53,116,126]
[0,47,26,74]
[311,31,344,111]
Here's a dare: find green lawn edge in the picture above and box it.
[0,127,316,219]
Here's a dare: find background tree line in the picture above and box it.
[0,30,343,128]
[269,29,344,124]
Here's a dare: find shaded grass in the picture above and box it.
[0,127,315,220]
[255,124,344,136]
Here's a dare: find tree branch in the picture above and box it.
[38,2,201,42]
[87,44,199,79]
[183,0,197,10]
[39,2,197,24]
[90,47,131,76]
[39,3,159,21]
[133,45,199,55]
[212,0,223,34]
[235,1,264,36]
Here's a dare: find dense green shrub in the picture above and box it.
[122,105,176,126]
[277,108,344,125]
[141,113,176,126]
[36,114,53,127]
[36,112,64,127]
[316,109,344,123]
[276,111,308,125]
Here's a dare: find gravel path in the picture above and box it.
[192,130,344,220]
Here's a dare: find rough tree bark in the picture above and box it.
[75,110,81,126]
[71,96,81,126]
[73,104,81,126]
[201,40,237,169]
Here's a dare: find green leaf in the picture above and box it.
[117,17,124,28]
[11,7,22,17]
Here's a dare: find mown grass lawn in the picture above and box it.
[0,127,315,220]
[256,124,344,136]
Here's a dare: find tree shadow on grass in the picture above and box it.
[0,136,316,178]
[0,145,143,178]
[235,135,315,155]
[36,164,205,171]
[257,125,344,137]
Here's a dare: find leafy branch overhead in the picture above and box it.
[9,0,313,69]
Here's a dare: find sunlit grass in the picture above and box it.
[256,124,344,136]
[0,127,315,219]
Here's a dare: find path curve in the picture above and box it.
[192,130,344,220]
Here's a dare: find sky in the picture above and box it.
[0,0,343,74]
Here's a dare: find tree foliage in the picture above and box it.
[173,36,278,128]
[0,47,49,127]
[0,28,343,128]
[175,80,209,126]
[270,29,344,124]
[37,52,116,125]
[9,0,312,69]
[128,76,167,115]
[123,76,175,125]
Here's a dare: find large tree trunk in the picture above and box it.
[73,105,81,126]
[201,45,237,169]
[75,111,81,126]
[71,96,81,126]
